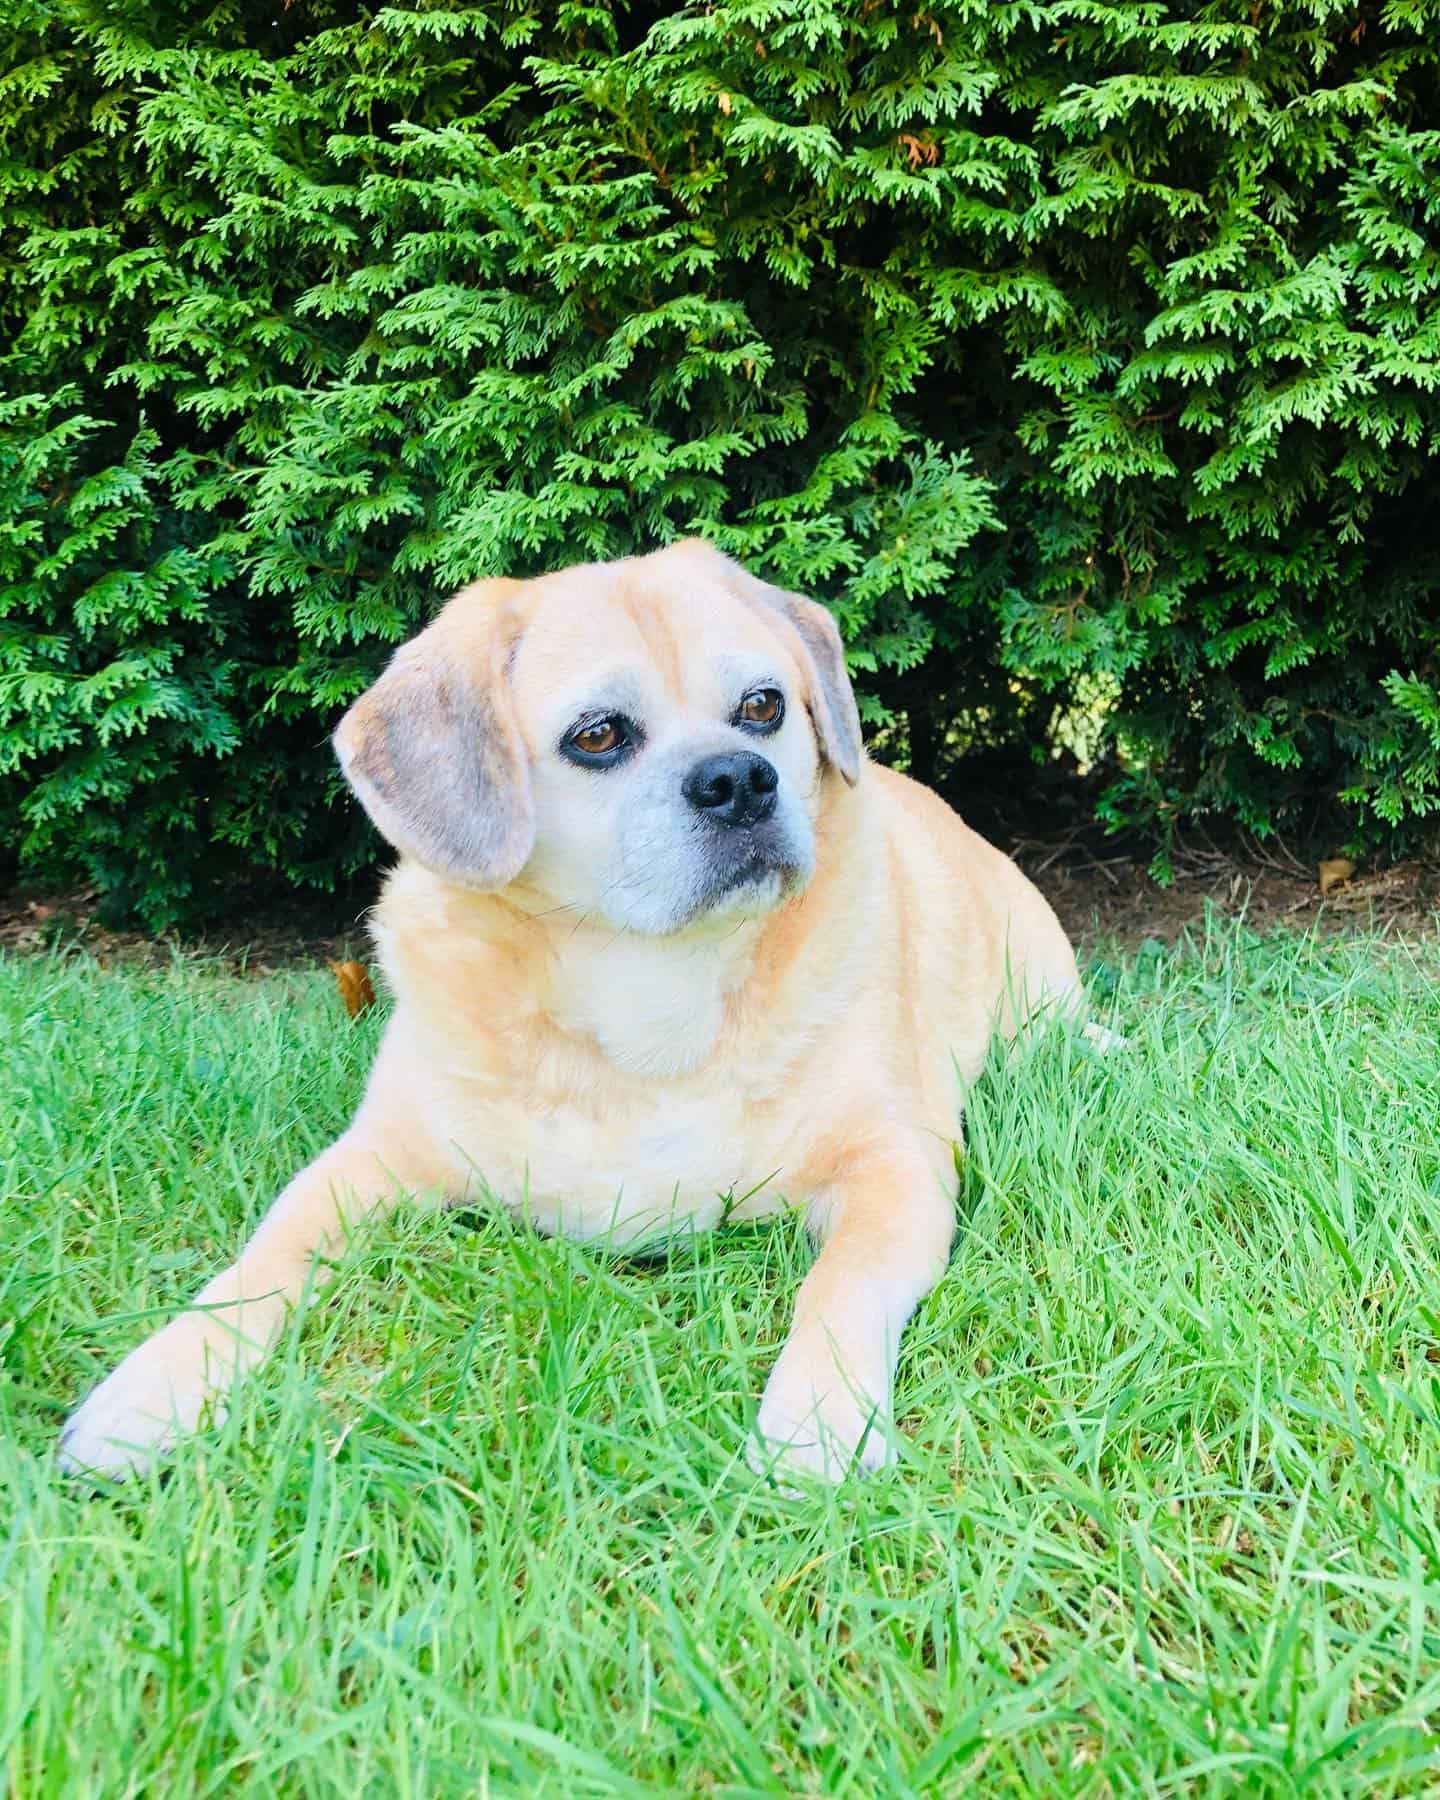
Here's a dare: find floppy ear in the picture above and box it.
[712,553,863,785]
[333,596,534,889]
[768,586,864,785]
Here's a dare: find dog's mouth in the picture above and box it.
[687,830,811,924]
[606,792,817,937]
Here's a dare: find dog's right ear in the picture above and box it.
[333,586,535,889]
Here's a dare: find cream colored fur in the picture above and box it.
[60,541,1081,1482]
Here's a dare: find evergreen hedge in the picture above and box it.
[2,0,1438,923]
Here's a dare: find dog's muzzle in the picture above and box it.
[680,751,808,917]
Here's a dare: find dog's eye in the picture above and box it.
[560,714,635,767]
[573,720,619,755]
[736,688,784,731]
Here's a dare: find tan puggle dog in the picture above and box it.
[60,541,1082,1481]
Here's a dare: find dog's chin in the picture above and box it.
[673,847,812,935]
[595,819,817,937]
[604,852,811,938]
[692,867,789,926]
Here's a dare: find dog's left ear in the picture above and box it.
[709,551,863,784]
[766,586,864,784]
[333,586,535,888]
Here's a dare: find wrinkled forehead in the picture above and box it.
[509,558,802,726]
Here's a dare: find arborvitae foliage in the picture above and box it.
[2,0,1437,921]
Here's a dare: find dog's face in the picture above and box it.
[335,542,863,935]
[513,557,832,934]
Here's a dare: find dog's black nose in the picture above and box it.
[682,752,778,828]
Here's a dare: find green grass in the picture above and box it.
[4,917,1440,1796]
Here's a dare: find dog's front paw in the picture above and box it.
[751,1348,893,1485]
[59,1315,227,1479]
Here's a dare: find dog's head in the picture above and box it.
[334,541,863,935]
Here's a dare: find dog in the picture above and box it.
[59,540,1082,1482]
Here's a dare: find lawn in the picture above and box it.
[3,918,1440,1796]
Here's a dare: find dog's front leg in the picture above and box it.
[59,1104,447,1478]
[752,1132,955,1483]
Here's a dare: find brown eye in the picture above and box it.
[737,687,783,730]
[561,713,636,766]
[573,720,619,755]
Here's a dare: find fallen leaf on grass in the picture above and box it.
[328,959,376,1018]
[1318,857,1355,896]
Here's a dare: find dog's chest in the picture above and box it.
[436,1079,770,1246]
[394,923,791,1244]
